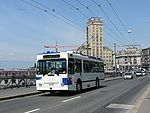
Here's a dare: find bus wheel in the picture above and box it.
[76,81,82,94]
[96,78,100,88]
[50,91,55,95]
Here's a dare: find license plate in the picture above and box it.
[44,83,50,86]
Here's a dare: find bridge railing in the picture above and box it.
[0,69,36,90]
[104,71,123,78]
[0,69,123,90]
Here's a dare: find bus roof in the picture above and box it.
[37,51,103,62]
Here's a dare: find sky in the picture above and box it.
[0,0,150,69]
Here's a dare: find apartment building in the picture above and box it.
[116,47,141,72]
[141,47,150,71]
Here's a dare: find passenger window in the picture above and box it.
[68,58,75,74]
[83,60,90,73]
[75,59,82,73]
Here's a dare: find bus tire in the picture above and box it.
[50,91,55,95]
[96,78,100,88]
[76,80,82,94]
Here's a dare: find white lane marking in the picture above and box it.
[24,108,40,113]
[62,96,81,103]
[106,104,134,110]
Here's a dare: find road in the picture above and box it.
[0,76,149,113]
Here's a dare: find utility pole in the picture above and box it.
[87,27,89,56]
[114,43,117,76]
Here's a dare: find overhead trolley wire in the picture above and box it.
[27,0,128,45]
[30,0,85,30]
[74,0,125,44]
[61,0,89,19]
[72,0,128,45]
[105,29,124,44]
[21,0,84,31]
[105,0,127,33]
[105,0,138,45]
[91,0,131,44]
[61,0,96,51]
[74,0,97,17]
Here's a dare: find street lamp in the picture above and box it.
[127,29,132,33]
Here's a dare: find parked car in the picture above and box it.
[124,72,134,79]
[136,71,142,77]
[141,71,148,76]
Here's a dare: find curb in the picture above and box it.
[129,83,150,113]
[104,77,123,82]
[0,91,43,101]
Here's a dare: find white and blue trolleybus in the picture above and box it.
[36,51,104,93]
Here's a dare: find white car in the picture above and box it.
[124,72,133,79]
[136,71,142,77]
[142,71,146,76]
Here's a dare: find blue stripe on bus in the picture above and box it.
[36,77,42,80]
[62,78,72,85]
[38,51,60,55]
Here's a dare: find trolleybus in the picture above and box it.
[36,51,104,93]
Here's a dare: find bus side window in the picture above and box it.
[68,58,75,74]
[99,62,104,72]
[83,60,90,73]
[75,59,82,73]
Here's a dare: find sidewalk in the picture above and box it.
[129,81,150,113]
[136,85,150,113]
[0,86,42,100]
[104,76,123,81]
[0,76,122,101]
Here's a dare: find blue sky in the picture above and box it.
[0,0,150,69]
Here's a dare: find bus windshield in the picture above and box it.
[36,59,67,75]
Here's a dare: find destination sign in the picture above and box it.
[43,55,60,59]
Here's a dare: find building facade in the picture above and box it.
[141,47,150,71]
[87,17,104,58]
[86,17,113,70]
[103,47,113,70]
[116,47,141,72]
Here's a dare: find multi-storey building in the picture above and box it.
[87,17,104,58]
[141,47,150,71]
[86,17,113,70]
[116,47,141,72]
[103,47,113,70]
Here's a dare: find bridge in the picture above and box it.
[0,68,35,90]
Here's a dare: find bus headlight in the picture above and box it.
[61,83,64,86]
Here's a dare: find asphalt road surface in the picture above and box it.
[0,76,149,113]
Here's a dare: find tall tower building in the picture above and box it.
[86,17,113,70]
[87,17,104,58]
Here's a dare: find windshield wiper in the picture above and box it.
[47,69,59,76]
[55,69,59,76]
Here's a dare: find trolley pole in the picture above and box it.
[55,41,58,52]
